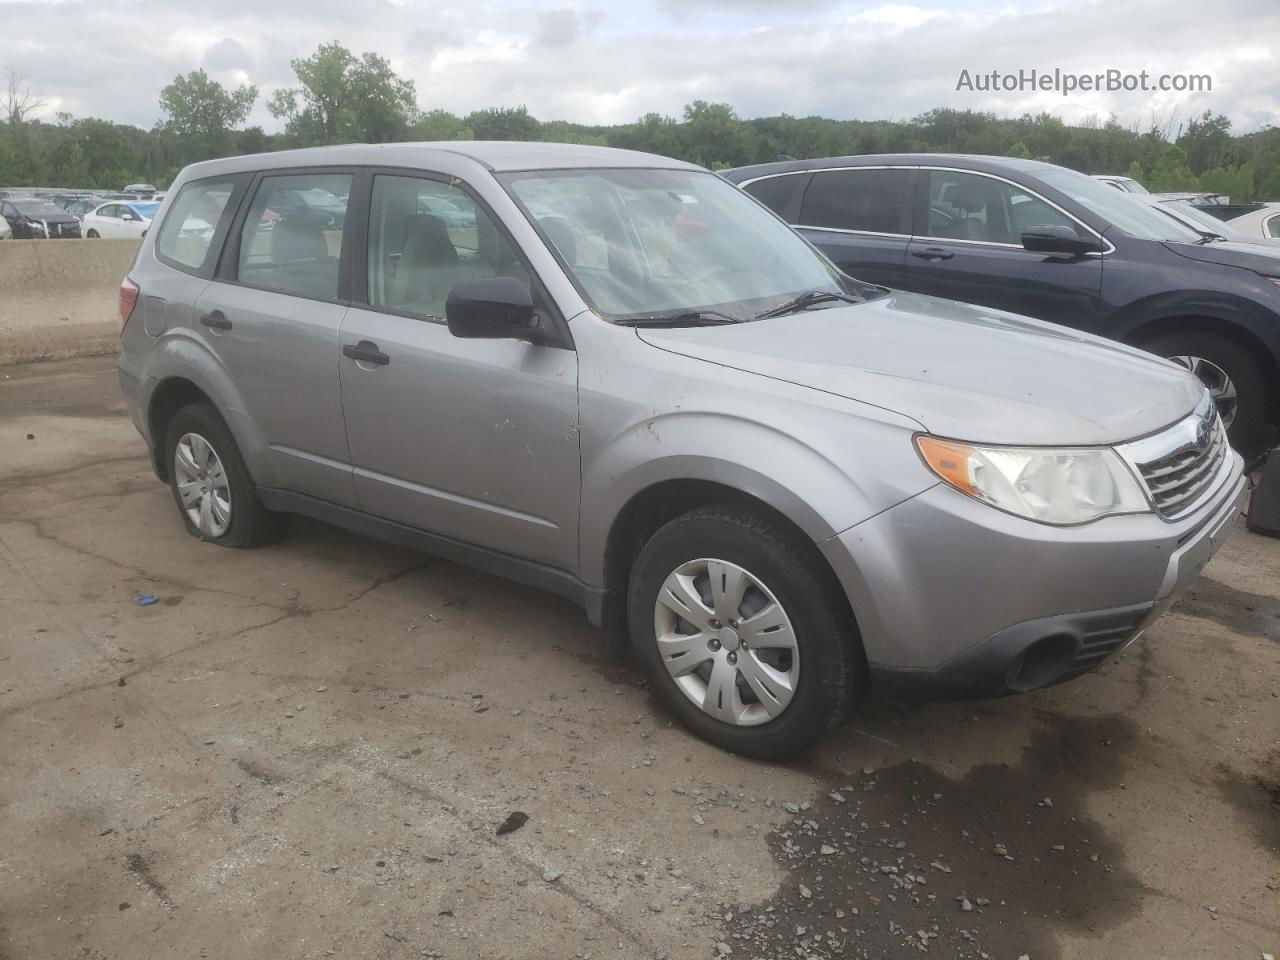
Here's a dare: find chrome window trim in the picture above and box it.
[739,163,1114,256]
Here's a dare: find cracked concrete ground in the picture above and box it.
[1,355,1278,960]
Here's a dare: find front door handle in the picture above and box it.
[200,310,232,330]
[343,340,390,367]
[911,247,955,261]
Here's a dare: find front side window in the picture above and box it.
[800,168,911,234]
[501,167,846,320]
[366,175,528,320]
[926,171,1077,244]
[157,179,238,270]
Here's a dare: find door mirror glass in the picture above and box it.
[446,277,537,340]
[1021,224,1097,255]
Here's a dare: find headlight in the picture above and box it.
[916,436,1149,525]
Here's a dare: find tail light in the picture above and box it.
[119,277,140,332]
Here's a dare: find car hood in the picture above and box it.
[21,213,78,224]
[636,291,1203,445]
[1164,239,1280,273]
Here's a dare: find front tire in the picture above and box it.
[86,229,99,238]
[1142,330,1270,453]
[164,402,286,548]
[627,504,862,760]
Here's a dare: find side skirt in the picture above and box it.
[256,487,606,626]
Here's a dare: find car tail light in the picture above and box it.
[119,277,140,332]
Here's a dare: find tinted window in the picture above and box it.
[236,173,352,300]
[1266,213,1280,239]
[799,168,911,234]
[157,179,237,270]
[367,174,527,320]
[743,174,805,220]
[925,171,1077,244]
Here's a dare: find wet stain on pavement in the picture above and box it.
[725,714,1146,960]
[1172,577,1280,642]
[124,853,171,908]
[1217,750,1280,855]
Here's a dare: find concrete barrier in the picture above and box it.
[0,238,141,364]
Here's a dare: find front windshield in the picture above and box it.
[1038,168,1202,243]
[1162,200,1248,239]
[499,168,848,321]
[14,200,65,217]
[130,202,161,220]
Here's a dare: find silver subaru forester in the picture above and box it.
[117,142,1246,758]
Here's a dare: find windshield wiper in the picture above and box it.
[754,289,861,320]
[1194,231,1228,244]
[618,309,740,327]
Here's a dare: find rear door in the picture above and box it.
[192,168,359,506]
[791,167,915,288]
[336,170,580,569]
[903,169,1104,328]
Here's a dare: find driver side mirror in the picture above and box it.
[123,212,140,222]
[446,277,540,342]
[1021,224,1099,255]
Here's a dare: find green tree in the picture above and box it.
[466,105,540,141]
[1147,145,1200,192]
[159,69,257,161]
[1005,140,1031,159]
[269,42,416,145]
[410,109,472,141]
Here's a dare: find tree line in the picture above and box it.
[2,44,1279,202]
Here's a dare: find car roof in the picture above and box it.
[720,153,1063,183]
[178,141,703,181]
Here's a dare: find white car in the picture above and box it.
[80,201,162,239]
[0,216,10,239]
[1224,202,1280,242]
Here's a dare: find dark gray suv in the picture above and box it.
[118,143,1244,759]
[723,154,1280,451]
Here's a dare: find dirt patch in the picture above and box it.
[124,853,171,909]
[235,757,281,784]
[1217,750,1280,857]
[722,714,1147,960]
[1172,577,1280,642]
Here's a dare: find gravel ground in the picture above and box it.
[1,355,1278,960]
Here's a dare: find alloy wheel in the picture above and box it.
[652,558,799,726]
[173,432,232,538]
[1167,354,1238,430]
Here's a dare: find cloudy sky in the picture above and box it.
[3,0,1277,134]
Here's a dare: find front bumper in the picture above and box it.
[820,457,1247,699]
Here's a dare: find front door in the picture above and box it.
[903,169,1104,328]
[337,172,580,569]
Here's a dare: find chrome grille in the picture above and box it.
[1123,401,1228,519]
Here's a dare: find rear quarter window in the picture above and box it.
[742,173,808,222]
[156,179,239,271]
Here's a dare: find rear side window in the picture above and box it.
[366,174,528,320]
[743,174,806,221]
[236,173,352,301]
[800,168,912,234]
[156,180,237,270]
[1267,213,1280,239]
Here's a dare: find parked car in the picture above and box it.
[1093,174,1149,194]
[119,143,1245,758]
[64,198,100,220]
[81,200,160,238]
[724,154,1280,450]
[1223,202,1280,243]
[1146,196,1280,248]
[123,182,159,199]
[0,215,10,239]
[0,198,83,238]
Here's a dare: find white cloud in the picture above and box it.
[0,0,1274,133]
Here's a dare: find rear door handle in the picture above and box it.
[343,340,390,367]
[911,247,955,261]
[199,310,232,330]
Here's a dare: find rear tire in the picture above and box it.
[1142,330,1270,454]
[164,402,287,548]
[86,229,99,238]
[627,504,862,760]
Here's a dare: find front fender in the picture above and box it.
[577,407,929,587]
